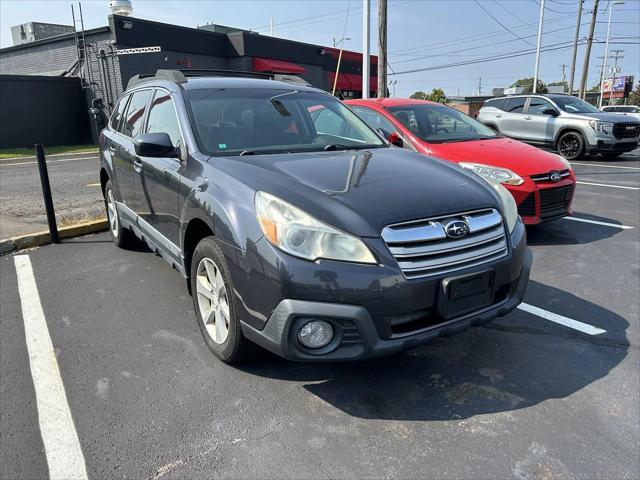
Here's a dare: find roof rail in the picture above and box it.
[126,68,312,91]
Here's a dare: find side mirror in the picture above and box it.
[134,132,177,157]
[387,131,404,148]
[542,108,559,117]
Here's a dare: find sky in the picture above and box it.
[1,0,639,97]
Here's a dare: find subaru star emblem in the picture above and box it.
[444,220,470,239]
[549,171,562,182]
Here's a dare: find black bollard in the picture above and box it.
[35,144,60,244]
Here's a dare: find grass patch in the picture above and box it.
[58,210,106,228]
[0,144,98,159]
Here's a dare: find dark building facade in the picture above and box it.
[0,14,378,116]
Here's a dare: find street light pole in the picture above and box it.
[362,0,370,99]
[598,1,624,109]
[331,37,351,97]
[388,80,397,97]
[533,0,545,94]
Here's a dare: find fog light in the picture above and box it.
[297,320,334,349]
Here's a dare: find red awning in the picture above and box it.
[328,72,378,93]
[253,57,307,74]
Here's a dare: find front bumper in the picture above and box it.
[509,175,576,225]
[238,221,531,362]
[584,130,639,153]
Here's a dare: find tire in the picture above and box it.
[104,180,135,248]
[601,152,623,160]
[556,131,585,160]
[190,236,252,363]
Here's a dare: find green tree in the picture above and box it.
[410,91,428,100]
[510,77,548,94]
[426,88,447,104]
[628,82,640,105]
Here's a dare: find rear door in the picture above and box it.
[104,94,132,203]
[499,96,527,139]
[135,88,184,254]
[523,97,558,143]
[119,88,153,219]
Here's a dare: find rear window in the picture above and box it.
[504,97,526,113]
[110,95,129,131]
[484,98,506,111]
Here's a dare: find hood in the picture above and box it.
[567,111,640,123]
[212,148,500,237]
[427,137,568,177]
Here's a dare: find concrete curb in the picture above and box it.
[0,219,108,255]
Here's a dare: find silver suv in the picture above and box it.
[477,94,640,160]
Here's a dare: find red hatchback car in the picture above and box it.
[345,98,576,225]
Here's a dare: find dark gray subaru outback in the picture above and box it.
[100,70,531,362]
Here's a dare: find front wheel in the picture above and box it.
[556,131,585,160]
[190,236,252,363]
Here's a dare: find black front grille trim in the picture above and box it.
[539,184,574,221]
[518,193,536,217]
[612,123,640,140]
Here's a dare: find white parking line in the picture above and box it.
[14,255,88,480]
[0,156,97,167]
[563,216,635,229]
[571,162,640,171]
[576,181,640,190]
[517,302,606,335]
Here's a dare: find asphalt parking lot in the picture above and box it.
[1,151,639,479]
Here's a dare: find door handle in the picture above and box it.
[162,169,170,181]
[495,114,502,118]
[524,116,532,120]
[108,145,116,153]
[133,159,143,173]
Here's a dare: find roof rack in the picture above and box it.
[126,68,311,91]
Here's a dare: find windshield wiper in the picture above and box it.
[323,144,351,151]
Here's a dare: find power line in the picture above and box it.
[491,0,529,25]
[473,0,536,46]
[388,38,638,76]
[531,0,576,14]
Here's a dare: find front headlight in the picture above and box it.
[589,120,614,134]
[491,182,519,233]
[459,162,524,186]
[255,191,377,264]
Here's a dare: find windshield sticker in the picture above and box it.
[218,143,227,149]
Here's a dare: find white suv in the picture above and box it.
[601,105,640,121]
[477,94,640,160]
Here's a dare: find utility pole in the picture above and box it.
[377,0,387,98]
[579,0,599,99]
[388,80,397,97]
[608,49,624,105]
[568,0,583,95]
[477,77,482,95]
[362,0,370,99]
[533,0,545,94]
[559,63,567,90]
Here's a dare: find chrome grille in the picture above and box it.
[382,209,508,279]
[530,169,571,182]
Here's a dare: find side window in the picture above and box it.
[352,106,398,135]
[146,90,182,147]
[110,95,129,131]
[485,98,506,111]
[504,97,526,113]
[527,98,554,115]
[122,89,152,138]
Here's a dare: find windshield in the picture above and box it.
[551,96,600,114]
[387,104,499,143]
[185,88,385,156]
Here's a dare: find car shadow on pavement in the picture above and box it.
[526,214,627,245]
[239,281,629,421]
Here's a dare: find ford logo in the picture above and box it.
[445,220,470,239]
[549,171,562,182]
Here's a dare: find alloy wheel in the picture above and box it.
[559,135,580,158]
[107,188,119,239]
[195,257,230,344]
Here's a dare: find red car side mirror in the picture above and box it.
[388,131,403,148]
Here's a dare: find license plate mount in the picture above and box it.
[438,270,495,320]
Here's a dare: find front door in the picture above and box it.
[499,96,527,139]
[523,97,559,143]
[135,89,184,257]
